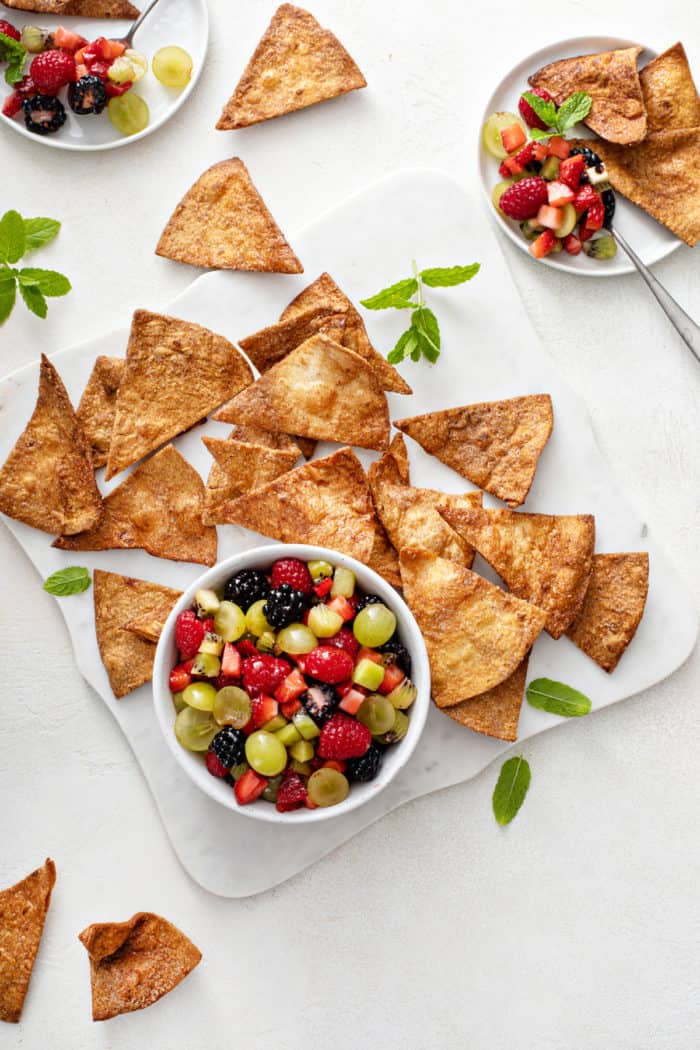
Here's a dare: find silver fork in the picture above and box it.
[119,0,163,48]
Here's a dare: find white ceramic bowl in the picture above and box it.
[153,543,430,824]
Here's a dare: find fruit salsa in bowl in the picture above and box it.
[153,544,430,824]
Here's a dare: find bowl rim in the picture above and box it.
[152,542,431,825]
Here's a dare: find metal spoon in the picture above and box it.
[120,0,162,48]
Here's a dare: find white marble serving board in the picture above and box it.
[0,170,696,897]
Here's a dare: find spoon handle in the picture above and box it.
[614,227,700,364]
[122,0,162,46]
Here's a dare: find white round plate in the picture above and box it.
[478,36,682,276]
[0,0,208,151]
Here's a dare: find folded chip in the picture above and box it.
[122,607,173,644]
[0,355,102,535]
[238,309,347,373]
[156,158,303,273]
[444,653,530,742]
[216,3,366,130]
[640,42,700,131]
[93,570,183,698]
[280,272,412,394]
[214,334,391,451]
[76,356,124,469]
[78,912,201,1021]
[399,549,546,706]
[394,395,553,508]
[202,428,299,524]
[386,432,411,483]
[105,310,253,480]
[566,552,649,672]
[366,525,401,588]
[439,505,595,639]
[0,858,56,1024]
[55,445,216,566]
[529,46,646,145]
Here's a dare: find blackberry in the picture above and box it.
[602,188,615,229]
[378,638,412,677]
[302,683,339,725]
[209,727,245,769]
[346,743,383,782]
[356,593,383,613]
[224,569,269,610]
[264,584,306,628]
[22,94,66,136]
[68,75,107,115]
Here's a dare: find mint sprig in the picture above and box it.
[43,566,91,597]
[0,31,27,86]
[360,261,480,366]
[524,90,592,141]
[0,211,71,324]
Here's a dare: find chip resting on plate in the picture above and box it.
[566,552,649,672]
[216,3,366,130]
[528,46,646,145]
[2,0,139,12]
[394,395,553,508]
[105,310,253,480]
[55,445,216,565]
[202,429,300,524]
[280,272,412,394]
[155,158,303,273]
[238,309,347,373]
[386,432,411,483]
[93,570,183,698]
[0,355,102,535]
[0,858,56,1024]
[76,356,125,469]
[439,505,595,639]
[78,912,201,1021]
[399,548,546,706]
[640,42,700,132]
[214,334,391,451]
[573,130,700,246]
[444,653,530,742]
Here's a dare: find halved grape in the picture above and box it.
[230,761,250,781]
[245,599,272,637]
[256,630,277,653]
[353,604,397,647]
[171,691,187,713]
[214,600,246,642]
[378,709,409,744]
[357,694,396,735]
[308,768,349,808]
[331,567,355,597]
[152,45,193,88]
[108,92,149,136]
[174,706,217,751]
[262,775,283,803]
[213,686,252,728]
[277,622,317,654]
[307,605,343,638]
[492,179,514,210]
[554,202,577,238]
[245,730,287,776]
[482,112,526,159]
[182,681,217,711]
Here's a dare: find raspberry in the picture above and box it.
[175,610,206,659]
[276,771,307,812]
[518,87,553,130]
[30,50,76,95]
[498,177,548,221]
[304,646,354,685]
[0,20,20,41]
[242,654,292,695]
[326,627,360,659]
[271,557,312,595]
[15,76,39,99]
[236,638,258,659]
[205,751,229,778]
[2,92,22,118]
[318,713,372,760]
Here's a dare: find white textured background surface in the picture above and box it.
[1,0,698,1047]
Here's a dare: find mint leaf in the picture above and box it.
[0,210,26,265]
[556,92,592,132]
[492,755,531,826]
[20,282,47,318]
[0,32,27,86]
[0,274,16,325]
[19,268,71,296]
[411,306,440,362]
[387,327,418,364]
[360,278,418,310]
[522,91,557,129]
[529,127,554,141]
[23,217,61,253]
[43,566,91,597]
[526,678,592,718]
[420,264,480,287]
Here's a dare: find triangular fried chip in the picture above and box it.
[640,42,700,131]
[93,570,183,698]
[216,3,366,130]
[105,310,253,480]
[1,0,67,11]
[566,552,649,672]
[0,858,55,1024]
[202,431,299,524]
[399,549,546,706]
[76,356,125,469]
[529,46,646,144]
[387,432,410,483]
[439,505,595,639]
[78,912,201,1021]
[122,603,174,644]
[394,395,553,508]
[238,309,346,373]
[0,355,102,535]
[61,0,139,14]
[280,273,412,394]
[55,445,216,566]
[214,334,390,451]
[155,158,303,273]
[215,447,379,564]
[444,653,530,742]
[573,130,700,246]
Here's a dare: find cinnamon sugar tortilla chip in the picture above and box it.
[394,395,553,508]
[156,158,303,273]
[122,607,172,644]
[105,310,253,480]
[387,433,410,483]
[55,445,216,566]
[76,356,124,469]
[214,334,390,451]
[640,43,700,131]
[0,858,55,1024]
[238,309,346,373]
[529,46,646,144]
[202,432,299,524]
[216,3,366,130]
[78,912,201,1022]
[399,549,546,707]
[444,653,530,742]
[440,505,595,639]
[93,570,182,698]
[0,355,102,535]
[566,552,649,672]
[61,0,139,14]
[2,0,67,10]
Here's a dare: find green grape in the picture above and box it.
[182,681,217,712]
[553,202,577,238]
[357,694,396,735]
[307,605,343,638]
[190,652,220,678]
[353,604,396,647]
[378,709,409,744]
[352,657,385,692]
[481,111,525,159]
[331,567,355,597]
[198,631,224,656]
[214,600,246,642]
[245,599,272,637]
[230,762,250,781]
[108,92,150,137]
[386,677,417,710]
[262,775,283,803]
[245,731,287,776]
[256,631,277,653]
[171,691,187,713]
[213,686,251,728]
[492,179,513,210]
[307,559,333,580]
[174,707,216,751]
[276,622,317,654]
[152,45,193,88]
[289,759,312,776]
[307,768,349,808]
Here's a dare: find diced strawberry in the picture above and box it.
[54,26,88,51]
[377,664,406,696]
[529,229,558,259]
[574,185,604,229]
[215,674,241,690]
[322,760,347,773]
[563,234,582,255]
[536,205,563,230]
[500,122,526,154]
[573,184,599,212]
[74,46,88,63]
[234,768,268,805]
[236,638,258,659]
[357,646,382,665]
[585,199,604,230]
[547,181,575,207]
[2,93,22,118]
[221,643,241,678]
[558,154,586,190]
[75,64,89,79]
[578,223,595,242]
[501,155,524,176]
[169,660,194,692]
[280,698,302,718]
[339,688,367,715]
[274,668,307,704]
[326,595,354,622]
[547,136,571,159]
[251,695,278,729]
[304,796,319,810]
[87,35,124,61]
[498,159,513,178]
[105,79,132,97]
[87,59,111,80]
[313,576,333,599]
[292,654,307,673]
[533,141,550,162]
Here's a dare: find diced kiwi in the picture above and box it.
[582,234,617,259]
[198,631,224,656]
[386,677,418,710]
[520,219,543,240]
[541,156,560,180]
[194,588,220,616]
[377,710,410,744]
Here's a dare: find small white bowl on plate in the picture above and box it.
[153,544,431,825]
